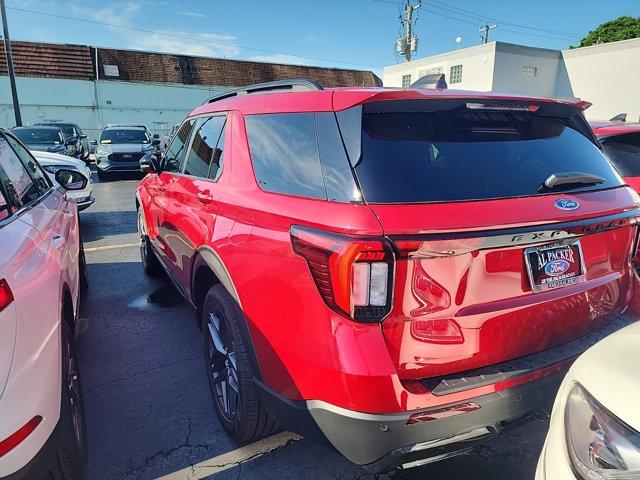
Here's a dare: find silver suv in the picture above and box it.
[93,124,157,180]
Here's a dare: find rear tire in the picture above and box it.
[138,209,161,276]
[32,322,87,480]
[202,284,277,442]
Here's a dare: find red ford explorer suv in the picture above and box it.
[591,117,640,192]
[136,79,640,473]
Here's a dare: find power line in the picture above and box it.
[423,0,581,38]
[372,0,581,40]
[6,5,384,70]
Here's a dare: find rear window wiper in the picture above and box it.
[539,172,605,192]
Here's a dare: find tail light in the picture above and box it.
[0,279,13,313]
[290,225,393,322]
[411,319,464,344]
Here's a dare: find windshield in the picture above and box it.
[13,128,63,145]
[601,133,640,177]
[340,102,622,203]
[100,129,149,144]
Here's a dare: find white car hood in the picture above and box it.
[568,320,640,431]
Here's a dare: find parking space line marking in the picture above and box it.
[84,243,138,252]
[155,431,301,480]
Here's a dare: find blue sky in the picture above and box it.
[5,0,640,75]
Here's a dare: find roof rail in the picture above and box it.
[204,79,323,104]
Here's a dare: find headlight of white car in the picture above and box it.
[95,147,109,157]
[42,164,70,174]
[565,383,640,479]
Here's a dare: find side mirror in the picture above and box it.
[55,169,87,191]
[140,154,161,174]
[90,139,97,145]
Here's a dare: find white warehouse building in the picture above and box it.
[383,38,640,121]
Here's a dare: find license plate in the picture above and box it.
[524,241,586,293]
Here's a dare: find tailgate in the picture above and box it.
[371,189,640,380]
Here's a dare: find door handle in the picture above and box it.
[196,194,214,204]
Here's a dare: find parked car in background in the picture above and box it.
[32,151,94,211]
[591,119,640,191]
[11,126,78,158]
[93,124,156,180]
[0,128,88,479]
[536,320,640,479]
[137,79,639,472]
[34,123,90,164]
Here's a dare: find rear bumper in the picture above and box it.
[256,312,637,473]
[257,373,561,472]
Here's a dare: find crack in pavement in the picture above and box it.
[83,355,201,395]
[155,431,302,480]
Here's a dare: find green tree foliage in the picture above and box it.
[578,16,640,47]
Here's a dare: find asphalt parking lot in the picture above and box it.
[77,173,550,480]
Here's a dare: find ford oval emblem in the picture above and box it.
[544,259,570,276]
[554,199,580,211]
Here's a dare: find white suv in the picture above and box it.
[0,129,88,479]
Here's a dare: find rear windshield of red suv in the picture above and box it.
[339,100,623,203]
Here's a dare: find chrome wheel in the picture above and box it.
[206,312,240,423]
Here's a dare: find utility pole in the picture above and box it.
[396,1,420,62]
[0,0,21,126]
[479,21,498,44]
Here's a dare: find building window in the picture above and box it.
[401,74,412,87]
[450,65,463,84]
[522,66,537,77]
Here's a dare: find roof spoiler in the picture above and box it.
[204,79,323,105]
[609,113,627,122]
[410,73,447,90]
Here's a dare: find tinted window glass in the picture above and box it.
[6,136,51,194]
[164,120,195,173]
[352,107,622,203]
[245,114,326,199]
[12,127,63,145]
[184,116,226,179]
[210,121,225,181]
[0,136,40,207]
[602,133,640,176]
[0,173,9,221]
[315,113,360,202]
[100,129,149,145]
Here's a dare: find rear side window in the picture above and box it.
[245,113,359,202]
[601,133,640,177]
[164,120,195,173]
[342,102,622,203]
[184,115,226,180]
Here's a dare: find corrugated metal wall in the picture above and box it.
[0,76,227,140]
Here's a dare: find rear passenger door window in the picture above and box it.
[245,113,326,199]
[0,135,41,208]
[184,115,226,180]
[164,120,195,173]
